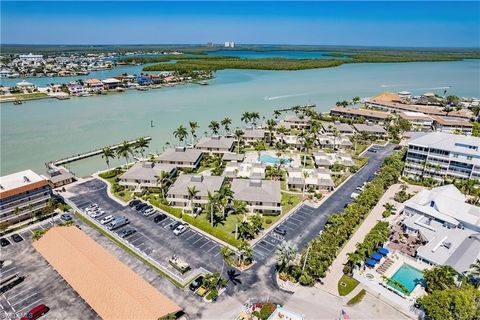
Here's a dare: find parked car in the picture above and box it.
[129,199,141,207]
[369,148,378,153]
[170,221,182,230]
[196,286,209,297]
[143,208,156,217]
[173,224,188,236]
[394,145,402,150]
[60,213,72,221]
[91,210,105,218]
[153,214,167,223]
[0,238,11,247]
[140,205,153,213]
[120,228,136,238]
[20,304,50,320]
[355,186,364,192]
[100,215,115,225]
[193,207,203,216]
[274,227,287,236]
[350,192,360,199]
[189,275,204,291]
[88,203,98,210]
[11,234,23,243]
[135,203,148,211]
[107,217,129,230]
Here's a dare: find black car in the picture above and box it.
[170,221,182,230]
[11,234,23,243]
[394,145,402,150]
[120,228,136,238]
[0,238,10,247]
[154,214,167,223]
[274,227,287,236]
[189,276,204,291]
[60,213,72,221]
[135,203,148,211]
[129,199,141,207]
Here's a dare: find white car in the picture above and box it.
[88,203,98,210]
[100,215,114,225]
[91,210,105,218]
[143,208,156,217]
[173,224,188,236]
[86,207,99,214]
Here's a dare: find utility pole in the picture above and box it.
[302,244,311,273]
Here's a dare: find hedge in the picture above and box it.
[182,214,242,248]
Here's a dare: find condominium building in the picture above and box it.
[0,170,52,226]
[404,132,480,181]
[231,179,281,214]
[166,174,224,208]
[330,107,391,124]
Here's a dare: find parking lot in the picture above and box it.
[0,223,97,320]
[67,179,225,282]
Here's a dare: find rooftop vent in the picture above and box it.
[249,179,262,187]
[0,184,3,190]
[212,135,221,140]
[191,175,204,183]
[23,176,30,183]
[443,241,452,249]
[142,162,155,168]
[175,146,186,152]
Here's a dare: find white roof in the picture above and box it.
[102,78,121,84]
[0,169,45,191]
[16,80,34,86]
[408,132,480,160]
[404,185,480,230]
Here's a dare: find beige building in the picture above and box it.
[157,147,203,169]
[166,174,224,208]
[231,179,281,214]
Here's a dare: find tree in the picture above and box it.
[273,110,282,119]
[207,191,219,226]
[241,112,251,126]
[266,119,277,146]
[250,112,260,126]
[203,272,227,291]
[155,171,172,199]
[101,147,115,169]
[352,96,361,105]
[275,241,297,272]
[116,141,134,167]
[237,221,256,240]
[135,137,150,158]
[187,186,200,213]
[208,120,220,135]
[423,265,458,293]
[221,117,232,135]
[398,118,412,132]
[173,125,188,145]
[232,199,248,221]
[417,285,480,320]
[234,129,244,154]
[467,259,480,286]
[189,121,199,145]
[238,242,253,266]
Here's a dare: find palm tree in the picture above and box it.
[234,129,244,154]
[250,112,260,126]
[155,171,172,199]
[275,241,297,272]
[266,119,277,146]
[207,191,218,226]
[135,137,150,158]
[209,121,220,135]
[116,141,134,167]
[468,259,480,278]
[101,147,115,169]
[330,125,340,150]
[221,117,232,135]
[273,110,282,119]
[232,199,248,221]
[302,170,309,196]
[220,246,234,264]
[173,125,188,145]
[352,96,361,105]
[187,186,200,213]
[238,242,253,266]
[241,112,251,126]
[189,121,199,146]
[302,136,314,168]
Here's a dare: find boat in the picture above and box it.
[13,99,23,105]
[56,95,70,100]
[197,81,209,86]
[136,86,149,91]
[168,255,191,274]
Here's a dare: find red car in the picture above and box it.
[21,304,50,320]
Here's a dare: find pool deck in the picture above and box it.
[244,150,301,167]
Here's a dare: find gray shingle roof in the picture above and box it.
[195,136,235,150]
[231,179,281,203]
[353,123,386,134]
[158,148,203,163]
[167,174,224,197]
[120,162,176,181]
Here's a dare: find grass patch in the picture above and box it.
[347,289,366,305]
[281,192,303,213]
[183,213,242,248]
[75,212,184,288]
[338,275,359,296]
[0,92,49,102]
[99,170,134,203]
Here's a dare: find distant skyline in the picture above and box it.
[1,1,479,47]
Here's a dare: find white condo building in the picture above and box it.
[404,132,480,181]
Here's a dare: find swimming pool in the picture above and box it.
[259,155,291,165]
[387,264,424,295]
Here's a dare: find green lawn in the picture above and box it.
[99,170,134,203]
[281,192,303,213]
[183,212,242,247]
[347,289,366,305]
[338,275,359,296]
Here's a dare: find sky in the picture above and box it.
[1,1,479,47]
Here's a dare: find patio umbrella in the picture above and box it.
[372,253,383,261]
[366,259,377,267]
[379,248,389,256]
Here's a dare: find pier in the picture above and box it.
[275,104,316,112]
[47,136,151,167]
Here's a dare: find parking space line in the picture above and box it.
[10,293,38,309]
[192,237,204,245]
[14,298,41,316]
[256,242,273,252]
[0,267,16,277]
[281,222,297,230]
[199,240,211,249]
[185,231,198,241]
[262,238,278,248]
[288,216,304,223]
[206,244,218,253]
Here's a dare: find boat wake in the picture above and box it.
[380,84,404,88]
[264,92,315,101]
[380,84,451,91]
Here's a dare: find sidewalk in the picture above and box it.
[320,183,404,295]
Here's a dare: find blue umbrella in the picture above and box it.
[366,259,377,267]
[379,248,389,256]
[372,253,382,261]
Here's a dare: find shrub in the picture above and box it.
[205,288,218,301]
[299,272,315,286]
[254,303,276,320]
[382,210,391,218]
[265,218,272,225]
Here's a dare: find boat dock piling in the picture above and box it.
[46,136,152,167]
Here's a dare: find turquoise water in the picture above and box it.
[387,264,424,294]
[259,155,291,165]
[1,60,479,176]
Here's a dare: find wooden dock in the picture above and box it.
[47,136,151,167]
[275,104,316,112]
